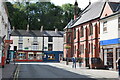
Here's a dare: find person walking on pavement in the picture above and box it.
[72,56,76,68]
[116,57,120,79]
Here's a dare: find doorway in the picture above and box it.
[104,49,113,69]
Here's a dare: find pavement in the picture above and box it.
[0,62,18,79]
[50,62,119,78]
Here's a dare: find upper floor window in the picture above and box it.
[48,37,53,42]
[32,44,38,50]
[48,44,53,51]
[19,36,23,42]
[18,43,23,50]
[80,44,84,54]
[67,35,71,43]
[89,23,93,35]
[118,17,120,29]
[81,26,84,37]
[103,21,107,33]
[33,37,37,42]
[74,28,76,39]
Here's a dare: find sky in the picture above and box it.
[6,0,120,9]
[50,0,99,9]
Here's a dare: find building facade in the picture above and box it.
[0,1,12,67]
[100,11,120,70]
[64,0,120,69]
[10,27,64,62]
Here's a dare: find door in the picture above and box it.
[107,49,113,69]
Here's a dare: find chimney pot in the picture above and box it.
[40,26,43,32]
[12,26,15,31]
[27,24,29,32]
[55,28,58,33]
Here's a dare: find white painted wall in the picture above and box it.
[10,36,64,51]
[100,15,119,41]
[53,37,63,51]
[0,2,11,63]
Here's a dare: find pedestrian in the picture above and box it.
[116,57,120,79]
[72,56,76,68]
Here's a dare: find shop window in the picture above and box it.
[28,54,34,60]
[48,54,55,60]
[17,52,26,60]
[36,54,42,60]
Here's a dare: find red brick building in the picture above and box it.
[64,1,120,69]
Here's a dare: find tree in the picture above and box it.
[6,2,82,31]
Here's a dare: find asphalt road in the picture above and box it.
[18,64,97,79]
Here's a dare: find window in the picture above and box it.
[74,28,76,39]
[74,46,76,54]
[48,37,53,42]
[81,26,84,37]
[33,37,38,44]
[48,44,53,51]
[91,43,93,54]
[19,36,23,42]
[32,44,38,50]
[67,35,71,43]
[88,43,90,54]
[118,17,120,29]
[103,21,107,32]
[80,44,84,54]
[18,43,23,50]
[89,23,93,35]
[48,54,55,60]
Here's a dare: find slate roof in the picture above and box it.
[108,2,120,12]
[11,30,64,37]
[71,1,120,28]
[71,1,105,27]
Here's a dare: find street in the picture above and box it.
[17,63,119,80]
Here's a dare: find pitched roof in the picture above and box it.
[11,30,64,37]
[71,1,105,27]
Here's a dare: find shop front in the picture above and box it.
[101,45,120,70]
[43,51,63,62]
[15,51,43,62]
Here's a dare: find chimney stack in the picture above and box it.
[27,24,29,32]
[74,0,78,20]
[55,28,58,33]
[12,26,15,31]
[89,0,91,5]
[40,26,43,32]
